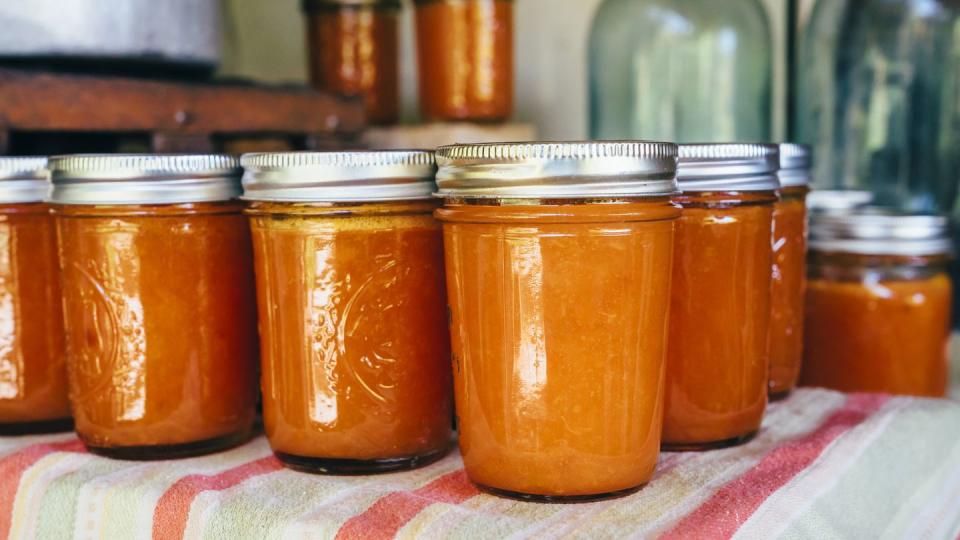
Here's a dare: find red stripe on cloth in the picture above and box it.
[0,438,86,538]
[660,393,890,540]
[335,469,479,540]
[151,455,283,540]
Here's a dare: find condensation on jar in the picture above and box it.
[768,143,812,399]
[0,157,71,435]
[414,0,514,121]
[50,155,259,459]
[304,0,401,124]
[801,211,952,397]
[241,151,452,474]
[663,143,780,450]
[435,141,680,501]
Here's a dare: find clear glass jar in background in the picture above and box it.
[664,144,779,450]
[794,0,960,213]
[436,141,679,501]
[802,212,953,397]
[303,0,401,125]
[50,155,259,459]
[0,157,71,435]
[414,0,514,121]
[589,0,772,142]
[241,151,452,474]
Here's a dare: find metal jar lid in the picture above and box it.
[303,0,401,11]
[677,143,780,192]
[807,190,874,214]
[809,210,952,257]
[0,156,49,203]
[434,141,678,199]
[778,143,812,188]
[241,151,437,202]
[49,154,242,205]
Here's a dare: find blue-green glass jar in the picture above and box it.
[589,0,772,142]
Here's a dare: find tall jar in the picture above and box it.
[768,143,812,399]
[304,0,400,125]
[589,0,772,141]
[0,157,71,435]
[801,212,952,397]
[663,144,779,450]
[241,151,452,473]
[414,0,514,121]
[436,141,679,501]
[50,155,259,459]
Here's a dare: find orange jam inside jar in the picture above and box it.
[663,144,779,450]
[241,151,452,473]
[801,212,952,397]
[415,0,514,121]
[435,141,679,501]
[0,157,71,435]
[50,155,259,459]
[304,0,400,124]
[768,143,812,399]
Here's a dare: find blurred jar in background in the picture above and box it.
[794,0,960,213]
[304,0,400,124]
[0,157,71,435]
[802,211,952,397]
[415,0,514,121]
[589,0,772,142]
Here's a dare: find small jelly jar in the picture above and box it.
[50,155,259,459]
[0,157,71,435]
[662,143,779,450]
[241,151,452,473]
[801,211,952,397]
[435,141,679,501]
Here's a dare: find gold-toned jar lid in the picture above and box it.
[778,143,812,188]
[677,143,780,192]
[435,141,678,199]
[241,151,437,202]
[810,210,952,257]
[0,156,49,203]
[49,154,242,205]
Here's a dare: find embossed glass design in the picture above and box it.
[55,202,259,458]
[0,203,71,434]
[247,200,452,473]
[415,0,514,121]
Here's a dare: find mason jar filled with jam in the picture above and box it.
[436,141,679,501]
[0,157,71,435]
[767,143,812,399]
[801,211,952,397]
[663,143,779,450]
[50,155,259,459]
[241,151,452,473]
[415,0,514,121]
[304,0,401,124]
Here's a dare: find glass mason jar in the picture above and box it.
[241,151,452,473]
[0,157,71,435]
[49,155,259,459]
[663,144,779,450]
[304,0,400,125]
[801,212,952,397]
[768,144,812,399]
[414,0,514,121]
[589,0,772,142]
[435,141,679,501]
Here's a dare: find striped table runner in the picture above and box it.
[1,388,959,540]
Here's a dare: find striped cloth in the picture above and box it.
[1,389,959,540]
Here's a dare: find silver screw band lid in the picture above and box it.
[49,154,242,205]
[677,143,780,192]
[810,210,952,257]
[778,143,812,188]
[0,156,49,203]
[241,151,437,203]
[435,141,678,199]
[807,190,874,214]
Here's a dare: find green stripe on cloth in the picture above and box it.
[35,458,122,540]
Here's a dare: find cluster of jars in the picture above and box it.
[304,0,514,123]
[0,142,951,501]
